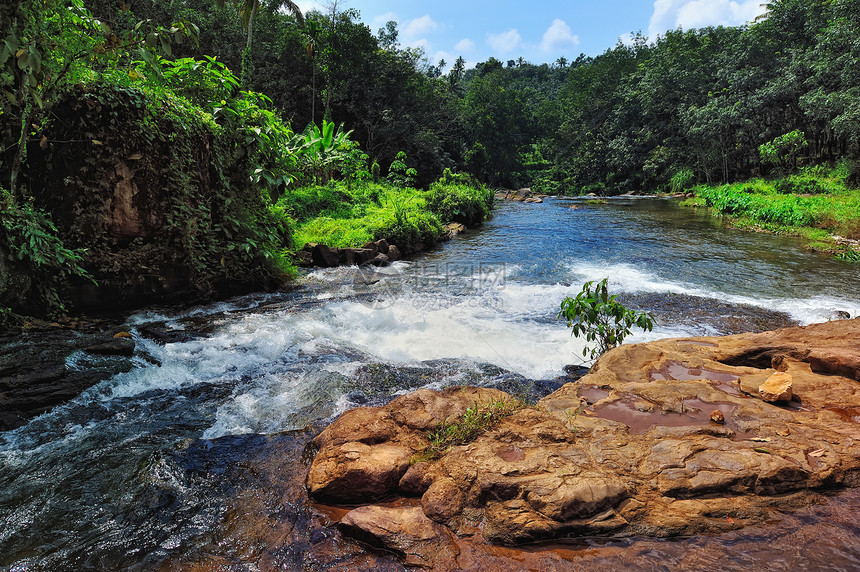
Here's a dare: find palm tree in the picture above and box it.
[237,0,303,50]
[754,2,774,23]
[226,0,303,81]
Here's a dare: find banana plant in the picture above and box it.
[300,119,354,183]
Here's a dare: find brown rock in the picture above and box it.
[307,442,411,502]
[367,253,390,267]
[312,407,395,449]
[307,320,860,564]
[374,239,390,254]
[387,244,401,261]
[83,338,135,356]
[399,462,437,496]
[342,248,376,266]
[388,387,509,431]
[293,250,312,266]
[444,222,467,237]
[422,477,464,522]
[484,500,556,543]
[339,506,458,568]
[524,476,627,521]
[759,371,793,402]
[311,244,341,267]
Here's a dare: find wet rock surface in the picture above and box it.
[306,320,860,568]
[0,322,138,430]
[0,315,216,431]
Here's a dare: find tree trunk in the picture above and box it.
[246,2,256,51]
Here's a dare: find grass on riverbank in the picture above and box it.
[682,165,860,261]
[274,179,494,253]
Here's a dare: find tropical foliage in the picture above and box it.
[3,0,860,316]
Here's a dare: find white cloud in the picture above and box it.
[403,15,438,40]
[409,38,431,51]
[294,1,320,15]
[648,0,767,38]
[454,38,475,53]
[540,19,580,53]
[486,29,522,54]
[398,14,439,50]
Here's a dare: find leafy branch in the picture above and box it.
[559,278,654,360]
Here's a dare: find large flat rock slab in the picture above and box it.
[306,320,860,566]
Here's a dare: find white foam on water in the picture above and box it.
[94,313,307,401]
[278,288,594,380]
[567,261,860,325]
[125,292,284,326]
[21,255,857,442]
[201,368,345,439]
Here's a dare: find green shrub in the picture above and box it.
[287,181,446,250]
[698,185,753,214]
[0,187,94,314]
[670,168,695,193]
[696,178,860,239]
[426,181,494,226]
[559,278,654,360]
[387,151,418,188]
[759,129,808,173]
[419,396,529,460]
[277,183,356,222]
[774,176,830,195]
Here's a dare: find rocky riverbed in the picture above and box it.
[306,319,860,569]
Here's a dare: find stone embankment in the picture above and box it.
[294,223,470,269]
[495,188,546,203]
[307,320,860,568]
[294,239,402,268]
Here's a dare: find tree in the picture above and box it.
[448,56,466,93]
[231,0,304,81]
[559,279,654,359]
[377,20,398,49]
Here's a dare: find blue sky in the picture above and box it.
[295,1,768,69]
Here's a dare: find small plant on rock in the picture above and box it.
[559,278,654,360]
[417,397,528,461]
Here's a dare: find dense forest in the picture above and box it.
[2,0,860,317]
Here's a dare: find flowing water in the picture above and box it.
[3,198,860,571]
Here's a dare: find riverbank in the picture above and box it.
[279,178,494,266]
[681,168,860,261]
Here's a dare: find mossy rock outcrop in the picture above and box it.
[20,82,283,312]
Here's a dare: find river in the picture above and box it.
[2,197,860,570]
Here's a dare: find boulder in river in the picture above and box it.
[307,319,860,565]
[339,505,458,568]
[311,244,341,267]
[387,244,401,261]
[444,223,467,237]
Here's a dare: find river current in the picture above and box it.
[2,198,860,570]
